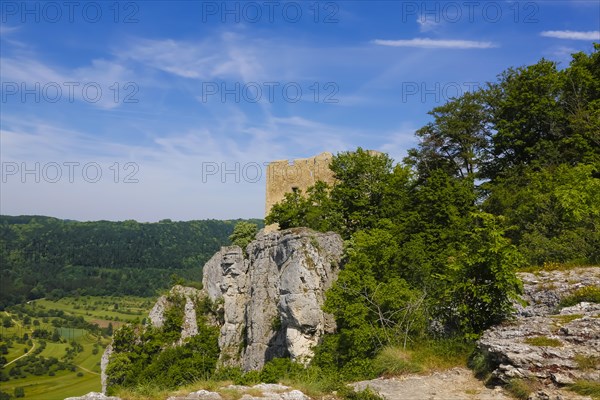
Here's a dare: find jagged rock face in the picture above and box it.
[202,228,343,370]
[148,285,203,343]
[100,344,113,394]
[478,267,600,386]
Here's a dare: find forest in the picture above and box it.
[0,216,263,309]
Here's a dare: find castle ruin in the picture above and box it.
[265,152,336,232]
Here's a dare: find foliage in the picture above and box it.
[266,56,600,367]
[107,310,219,392]
[405,90,491,179]
[483,164,600,265]
[338,387,385,400]
[260,357,304,383]
[229,221,258,252]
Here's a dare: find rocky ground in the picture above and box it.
[354,367,510,400]
[479,267,600,385]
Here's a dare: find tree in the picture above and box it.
[483,164,600,265]
[229,222,258,251]
[406,90,491,180]
[484,59,566,178]
[2,317,12,328]
[329,149,395,238]
[14,387,24,398]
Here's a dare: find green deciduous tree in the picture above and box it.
[229,221,258,251]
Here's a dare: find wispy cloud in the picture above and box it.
[540,30,600,40]
[372,38,497,49]
[0,25,19,35]
[417,19,441,33]
[119,33,266,83]
[0,56,135,110]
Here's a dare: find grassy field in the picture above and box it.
[1,296,153,399]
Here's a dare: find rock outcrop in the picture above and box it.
[478,267,600,387]
[167,383,310,400]
[100,343,113,394]
[65,393,120,400]
[70,384,311,400]
[148,285,204,343]
[203,227,343,370]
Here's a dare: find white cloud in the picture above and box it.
[372,38,497,49]
[0,56,135,110]
[417,18,441,33]
[540,30,600,40]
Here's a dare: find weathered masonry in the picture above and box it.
[264,152,335,232]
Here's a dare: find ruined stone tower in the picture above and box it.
[265,152,336,232]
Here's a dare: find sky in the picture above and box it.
[1,0,599,222]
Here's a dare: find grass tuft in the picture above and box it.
[574,354,600,371]
[568,380,600,400]
[374,339,475,377]
[550,314,583,324]
[560,286,600,308]
[523,336,562,347]
[506,379,535,400]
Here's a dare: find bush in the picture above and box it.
[338,386,384,400]
[14,387,24,398]
[260,358,303,383]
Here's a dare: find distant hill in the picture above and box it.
[0,215,263,308]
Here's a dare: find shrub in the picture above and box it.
[468,350,495,381]
[260,358,303,383]
[338,386,384,400]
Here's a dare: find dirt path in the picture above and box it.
[353,368,510,400]
[77,364,100,376]
[5,340,36,367]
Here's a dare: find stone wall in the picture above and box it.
[264,152,335,232]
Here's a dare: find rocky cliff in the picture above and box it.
[100,227,343,395]
[203,227,343,370]
[478,267,600,390]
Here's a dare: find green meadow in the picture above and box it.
[1,296,153,399]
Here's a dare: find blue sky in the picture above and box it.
[1,0,598,221]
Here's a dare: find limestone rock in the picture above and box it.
[202,227,343,370]
[478,267,600,386]
[148,285,204,343]
[169,384,309,400]
[64,393,121,400]
[100,343,113,394]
